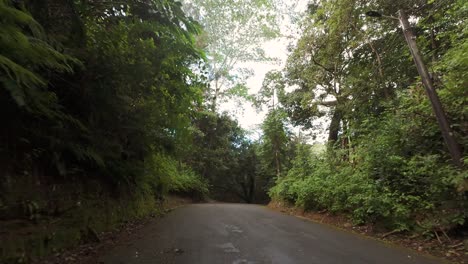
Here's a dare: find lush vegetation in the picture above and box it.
[1,0,206,261]
[0,0,207,193]
[269,0,467,236]
[0,0,466,262]
[0,0,284,261]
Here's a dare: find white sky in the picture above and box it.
[219,0,329,143]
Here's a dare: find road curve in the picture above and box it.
[99,203,442,264]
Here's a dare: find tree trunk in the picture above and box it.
[327,109,341,144]
[248,173,255,203]
[211,78,220,111]
[274,147,281,178]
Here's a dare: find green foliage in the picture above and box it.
[269,0,467,234]
[258,109,291,178]
[0,0,79,115]
[169,168,209,198]
[271,85,467,231]
[1,0,212,260]
[272,142,465,231]
[1,0,205,184]
[146,153,209,199]
[255,70,287,110]
[181,0,280,109]
[188,111,269,203]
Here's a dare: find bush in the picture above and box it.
[144,153,209,200]
[270,148,466,232]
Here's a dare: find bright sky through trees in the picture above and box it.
[217,0,328,142]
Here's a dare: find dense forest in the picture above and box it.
[270,0,467,234]
[0,0,466,262]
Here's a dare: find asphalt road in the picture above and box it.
[99,203,442,264]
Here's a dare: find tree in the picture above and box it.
[188,111,268,203]
[256,70,286,110]
[259,109,290,179]
[269,0,467,236]
[1,0,205,184]
[1,1,216,260]
[181,0,280,110]
[282,0,417,146]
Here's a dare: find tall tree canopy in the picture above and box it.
[181,0,280,110]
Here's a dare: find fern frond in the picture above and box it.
[0,55,45,87]
[0,0,80,111]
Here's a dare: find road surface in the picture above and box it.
[99,203,442,264]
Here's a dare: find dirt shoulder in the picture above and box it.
[268,200,467,264]
[34,195,195,264]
